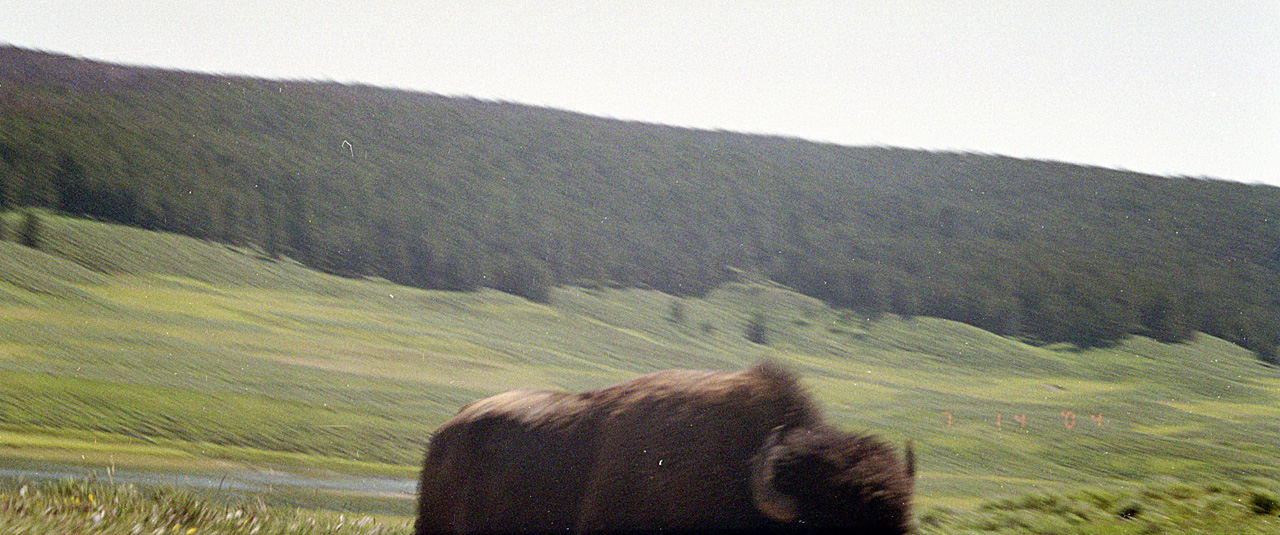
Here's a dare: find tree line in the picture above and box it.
[1,46,1277,362]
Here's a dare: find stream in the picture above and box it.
[0,458,417,514]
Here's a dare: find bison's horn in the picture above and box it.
[750,426,799,522]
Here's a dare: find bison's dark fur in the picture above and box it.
[416,363,915,534]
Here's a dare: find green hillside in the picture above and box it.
[2,46,1278,357]
[2,215,1277,520]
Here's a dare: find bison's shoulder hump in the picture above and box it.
[596,361,801,396]
[452,389,588,426]
[583,362,819,424]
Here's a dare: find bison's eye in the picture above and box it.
[769,457,809,495]
[774,454,840,496]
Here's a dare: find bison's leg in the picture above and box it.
[465,417,589,532]
[576,461,647,532]
[415,426,469,535]
[423,414,595,533]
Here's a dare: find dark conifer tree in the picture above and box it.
[745,313,769,345]
[1140,291,1193,343]
[19,210,42,249]
[669,299,686,324]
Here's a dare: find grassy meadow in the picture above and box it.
[2,212,1279,533]
[0,477,410,534]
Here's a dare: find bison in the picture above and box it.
[416,362,915,534]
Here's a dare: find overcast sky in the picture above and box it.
[5,1,1278,186]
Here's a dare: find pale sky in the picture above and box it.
[5,1,1278,186]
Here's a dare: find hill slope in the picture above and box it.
[1,215,1277,513]
[1,45,1278,356]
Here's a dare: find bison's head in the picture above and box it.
[751,426,915,534]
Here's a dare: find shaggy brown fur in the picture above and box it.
[415,363,914,534]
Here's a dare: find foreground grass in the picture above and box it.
[0,478,410,534]
[918,477,1280,534]
[3,476,1275,535]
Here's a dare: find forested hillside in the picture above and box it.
[2,46,1277,358]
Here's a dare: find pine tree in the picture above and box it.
[745,313,768,345]
[1255,343,1278,367]
[1139,291,1193,343]
[668,299,686,324]
[19,210,42,249]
